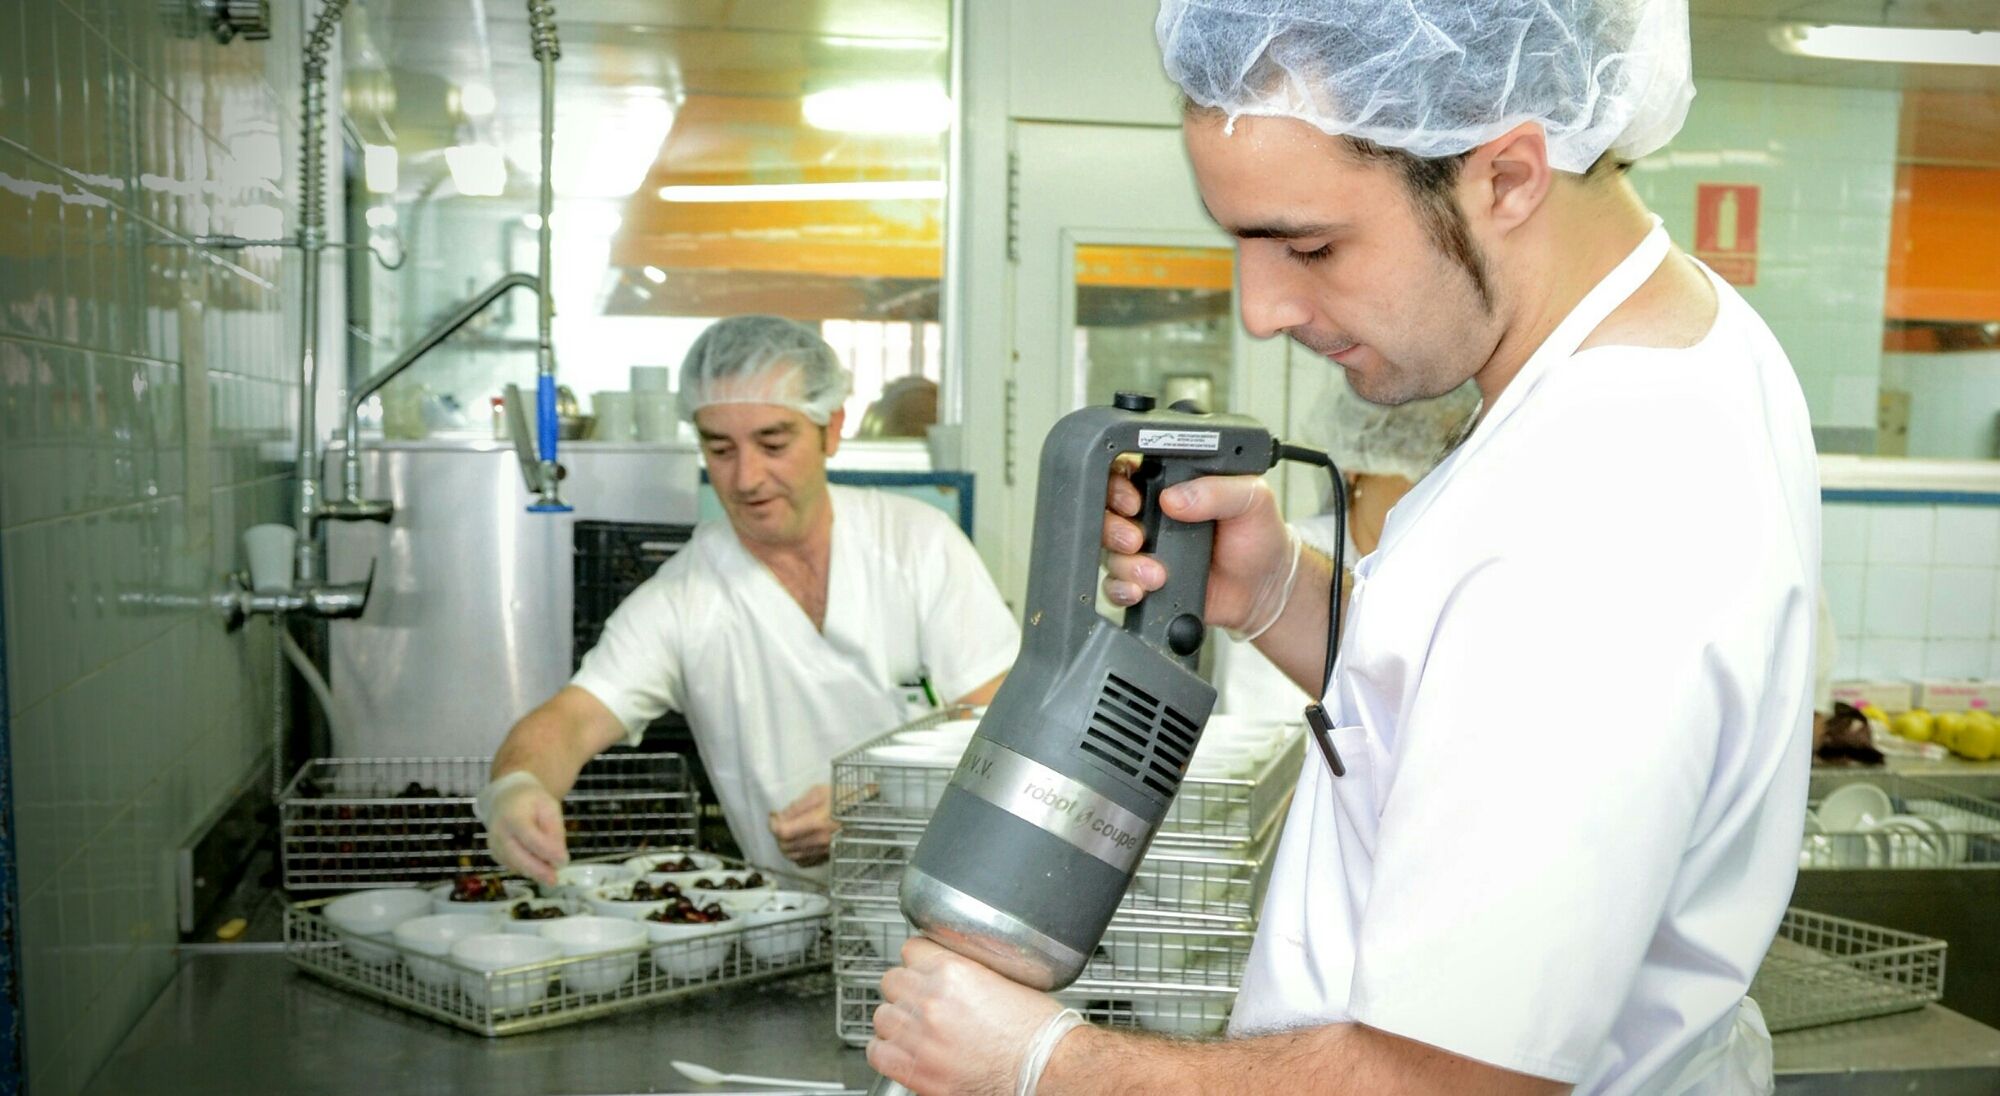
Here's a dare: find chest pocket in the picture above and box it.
[1324,724,1385,859]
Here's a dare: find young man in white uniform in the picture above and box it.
[866,2,1817,1093]
[478,317,1017,880]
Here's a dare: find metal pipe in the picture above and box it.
[338,272,541,504]
[939,0,971,443]
[526,0,567,511]
[294,0,352,583]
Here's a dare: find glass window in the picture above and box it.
[341,2,950,444]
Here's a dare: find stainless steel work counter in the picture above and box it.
[86,951,2000,1094]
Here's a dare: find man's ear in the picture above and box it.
[822,408,846,457]
[1464,121,1554,238]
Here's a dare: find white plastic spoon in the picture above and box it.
[670,1059,848,1091]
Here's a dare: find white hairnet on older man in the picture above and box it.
[677,314,852,425]
[1156,0,1694,171]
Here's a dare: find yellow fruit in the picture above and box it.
[1952,717,1999,762]
[1862,704,1888,723]
[1936,711,1972,751]
[1892,711,1935,742]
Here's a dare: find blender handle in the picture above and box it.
[868,1077,915,1096]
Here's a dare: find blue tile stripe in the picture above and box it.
[1823,489,2000,507]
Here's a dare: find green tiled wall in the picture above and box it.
[0,1,310,1090]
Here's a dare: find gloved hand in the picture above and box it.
[868,937,1074,1096]
[475,770,569,885]
[1100,461,1294,632]
[769,784,837,867]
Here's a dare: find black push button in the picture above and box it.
[1113,391,1156,412]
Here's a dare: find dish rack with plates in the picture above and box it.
[279,753,697,891]
[1800,774,2000,871]
[827,710,1303,1045]
[284,856,828,1037]
[1750,908,1946,1032]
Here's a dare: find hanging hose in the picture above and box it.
[524,0,571,511]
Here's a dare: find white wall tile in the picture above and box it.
[1933,507,2000,569]
[1823,562,1865,633]
[1857,637,1926,680]
[1990,641,2000,678]
[1867,505,1935,565]
[1863,565,1932,638]
[1927,568,1997,640]
[1821,504,1870,565]
[1924,639,1990,679]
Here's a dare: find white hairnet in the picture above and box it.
[1157,0,1695,173]
[677,315,853,426]
[1312,375,1480,483]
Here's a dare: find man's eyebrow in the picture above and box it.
[1197,199,1342,241]
[753,422,799,439]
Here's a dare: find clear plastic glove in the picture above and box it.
[868,937,1069,1095]
[1101,460,1294,632]
[475,770,568,885]
[769,784,837,867]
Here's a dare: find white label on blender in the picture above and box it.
[1138,429,1220,453]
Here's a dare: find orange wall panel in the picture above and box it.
[1886,164,2000,323]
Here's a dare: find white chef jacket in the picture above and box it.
[1232,223,1818,1095]
[571,485,1020,875]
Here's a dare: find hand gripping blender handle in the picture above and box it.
[1120,457,1215,667]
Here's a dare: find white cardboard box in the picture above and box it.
[1914,681,2000,713]
[1830,681,1915,713]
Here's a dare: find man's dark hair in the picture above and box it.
[1183,97,1626,313]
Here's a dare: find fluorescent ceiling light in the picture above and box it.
[363,144,398,194]
[444,144,507,196]
[803,84,952,134]
[1770,23,2000,66]
[458,82,497,117]
[656,180,945,203]
[642,265,667,284]
[505,95,674,199]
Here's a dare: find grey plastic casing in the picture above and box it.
[898,401,1277,990]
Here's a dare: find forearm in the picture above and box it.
[1040,1022,1567,1096]
[491,687,625,797]
[1248,545,1348,697]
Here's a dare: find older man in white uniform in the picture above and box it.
[478,317,1018,880]
[866,2,1817,1094]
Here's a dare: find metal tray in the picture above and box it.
[279,753,697,890]
[831,710,1303,847]
[1750,908,1946,1033]
[284,859,828,1037]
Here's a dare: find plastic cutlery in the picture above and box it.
[670,1059,847,1091]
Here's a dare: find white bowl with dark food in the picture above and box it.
[644,901,738,979]
[587,878,689,921]
[620,849,723,891]
[687,870,778,915]
[392,913,503,985]
[546,862,637,900]
[502,897,583,935]
[322,888,433,965]
[451,933,561,1011]
[537,915,647,994]
[429,876,534,916]
[740,891,831,963]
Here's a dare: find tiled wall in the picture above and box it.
[0,1,312,1090]
[1824,502,2000,682]
[1881,351,2000,461]
[1628,79,1901,441]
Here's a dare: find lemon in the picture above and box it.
[1953,715,1999,762]
[1936,711,1972,751]
[1862,704,1888,723]
[1892,710,1935,742]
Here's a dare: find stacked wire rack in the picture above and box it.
[285,857,829,1037]
[280,753,698,890]
[1750,908,1946,1032]
[828,708,1302,1043]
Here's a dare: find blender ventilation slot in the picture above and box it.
[1082,674,1200,798]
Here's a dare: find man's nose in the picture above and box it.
[1238,245,1313,339]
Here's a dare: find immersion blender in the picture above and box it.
[869,393,1335,1094]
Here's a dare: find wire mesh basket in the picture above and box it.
[1801,774,2000,870]
[285,858,828,1037]
[829,824,1280,922]
[834,967,1238,1045]
[280,753,697,891]
[573,521,695,664]
[1750,908,1946,1033]
[831,710,1304,847]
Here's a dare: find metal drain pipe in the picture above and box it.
[293,0,351,582]
[524,0,570,512]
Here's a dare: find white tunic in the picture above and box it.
[571,485,1020,875]
[1232,224,1818,1094]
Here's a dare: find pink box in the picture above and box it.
[1914,681,2000,713]
[1830,681,1914,713]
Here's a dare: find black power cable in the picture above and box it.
[1275,443,1348,778]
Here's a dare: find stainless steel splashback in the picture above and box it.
[326,440,702,757]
